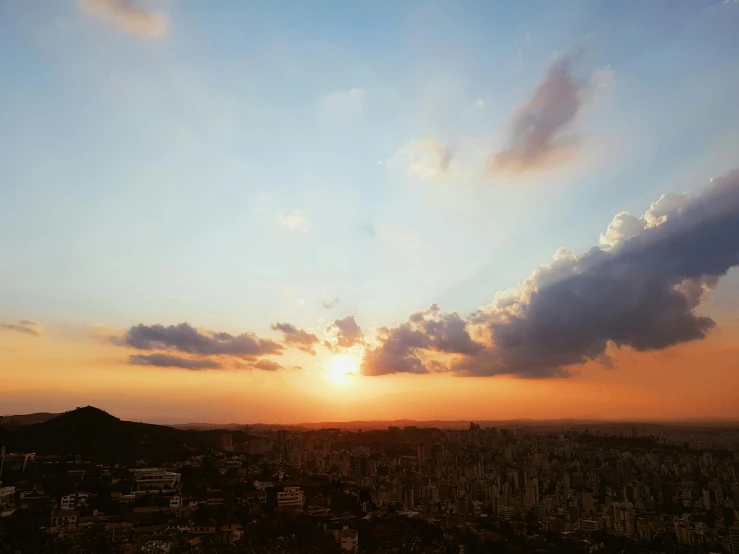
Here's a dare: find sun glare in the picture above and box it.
[327,355,358,384]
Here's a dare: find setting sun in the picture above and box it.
[327,355,358,384]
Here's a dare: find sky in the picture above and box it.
[2,0,739,424]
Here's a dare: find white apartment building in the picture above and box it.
[277,486,304,507]
[61,492,90,510]
[51,510,78,529]
[131,468,181,491]
[339,526,359,552]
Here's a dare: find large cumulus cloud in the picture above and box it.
[361,305,481,376]
[361,170,739,377]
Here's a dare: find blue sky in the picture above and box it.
[2,0,739,338]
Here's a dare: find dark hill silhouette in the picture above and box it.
[0,406,257,462]
[0,412,60,427]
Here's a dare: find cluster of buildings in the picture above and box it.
[1,422,739,552]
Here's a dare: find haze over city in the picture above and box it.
[2,0,739,426]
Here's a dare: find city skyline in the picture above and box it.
[2,0,739,423]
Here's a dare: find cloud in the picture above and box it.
[322,297,340,309]
[252,359,283,372]
[278,210,311,232]
[129,354,222,370]
[362,169,739,378]
[359,223,376,237]
[490,53,586,172]
[599,193,693,248]
[120,323,283,358]
[393,137,455,181]
[361,305,481,376]
[326,316,365,349]
[0,320,40,337]
[79,0,168,37]
[319,88,364,124]
[271,322,320,355]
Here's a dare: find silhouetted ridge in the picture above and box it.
[38,406,119,428]
[1,406,257,462]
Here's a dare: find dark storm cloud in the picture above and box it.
[326,316,365,348]
[361,306,480,376]
[0,320,40,337]
[362,170,739,378]
[271,322,320,355]
[129,353,222,370]
[490,53,584,172]
[121,322,283,358]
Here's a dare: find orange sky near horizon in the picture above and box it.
[2,318,738,425]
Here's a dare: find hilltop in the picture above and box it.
[0,406,256,462]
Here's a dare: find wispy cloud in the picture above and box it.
[252,359,283,372]
[278,210,312,232]
[490,52,586,173]
[79,0,168,37]
[129,353,222,370]
[0,320,40,337]
[322,297,340,309]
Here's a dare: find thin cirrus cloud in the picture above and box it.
[79,0,168,37]
[129,353,222,370]
[361,169,739,378]
[271,322,320,355]
[277,210,312,232]
[489,52,589,173]
[0,320,40,337]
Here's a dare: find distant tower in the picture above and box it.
[0,445,5,477]
[221,433,233,452]
[630,427,638,438]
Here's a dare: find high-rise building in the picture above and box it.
[349,456,367,479]
[525,480,539,509]
[221,433,233,452]
[728,525,739,554]
[630,427,638,438]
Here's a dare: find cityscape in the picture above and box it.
[2,408,739,552]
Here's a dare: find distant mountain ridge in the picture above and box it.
[0,406,258,462]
